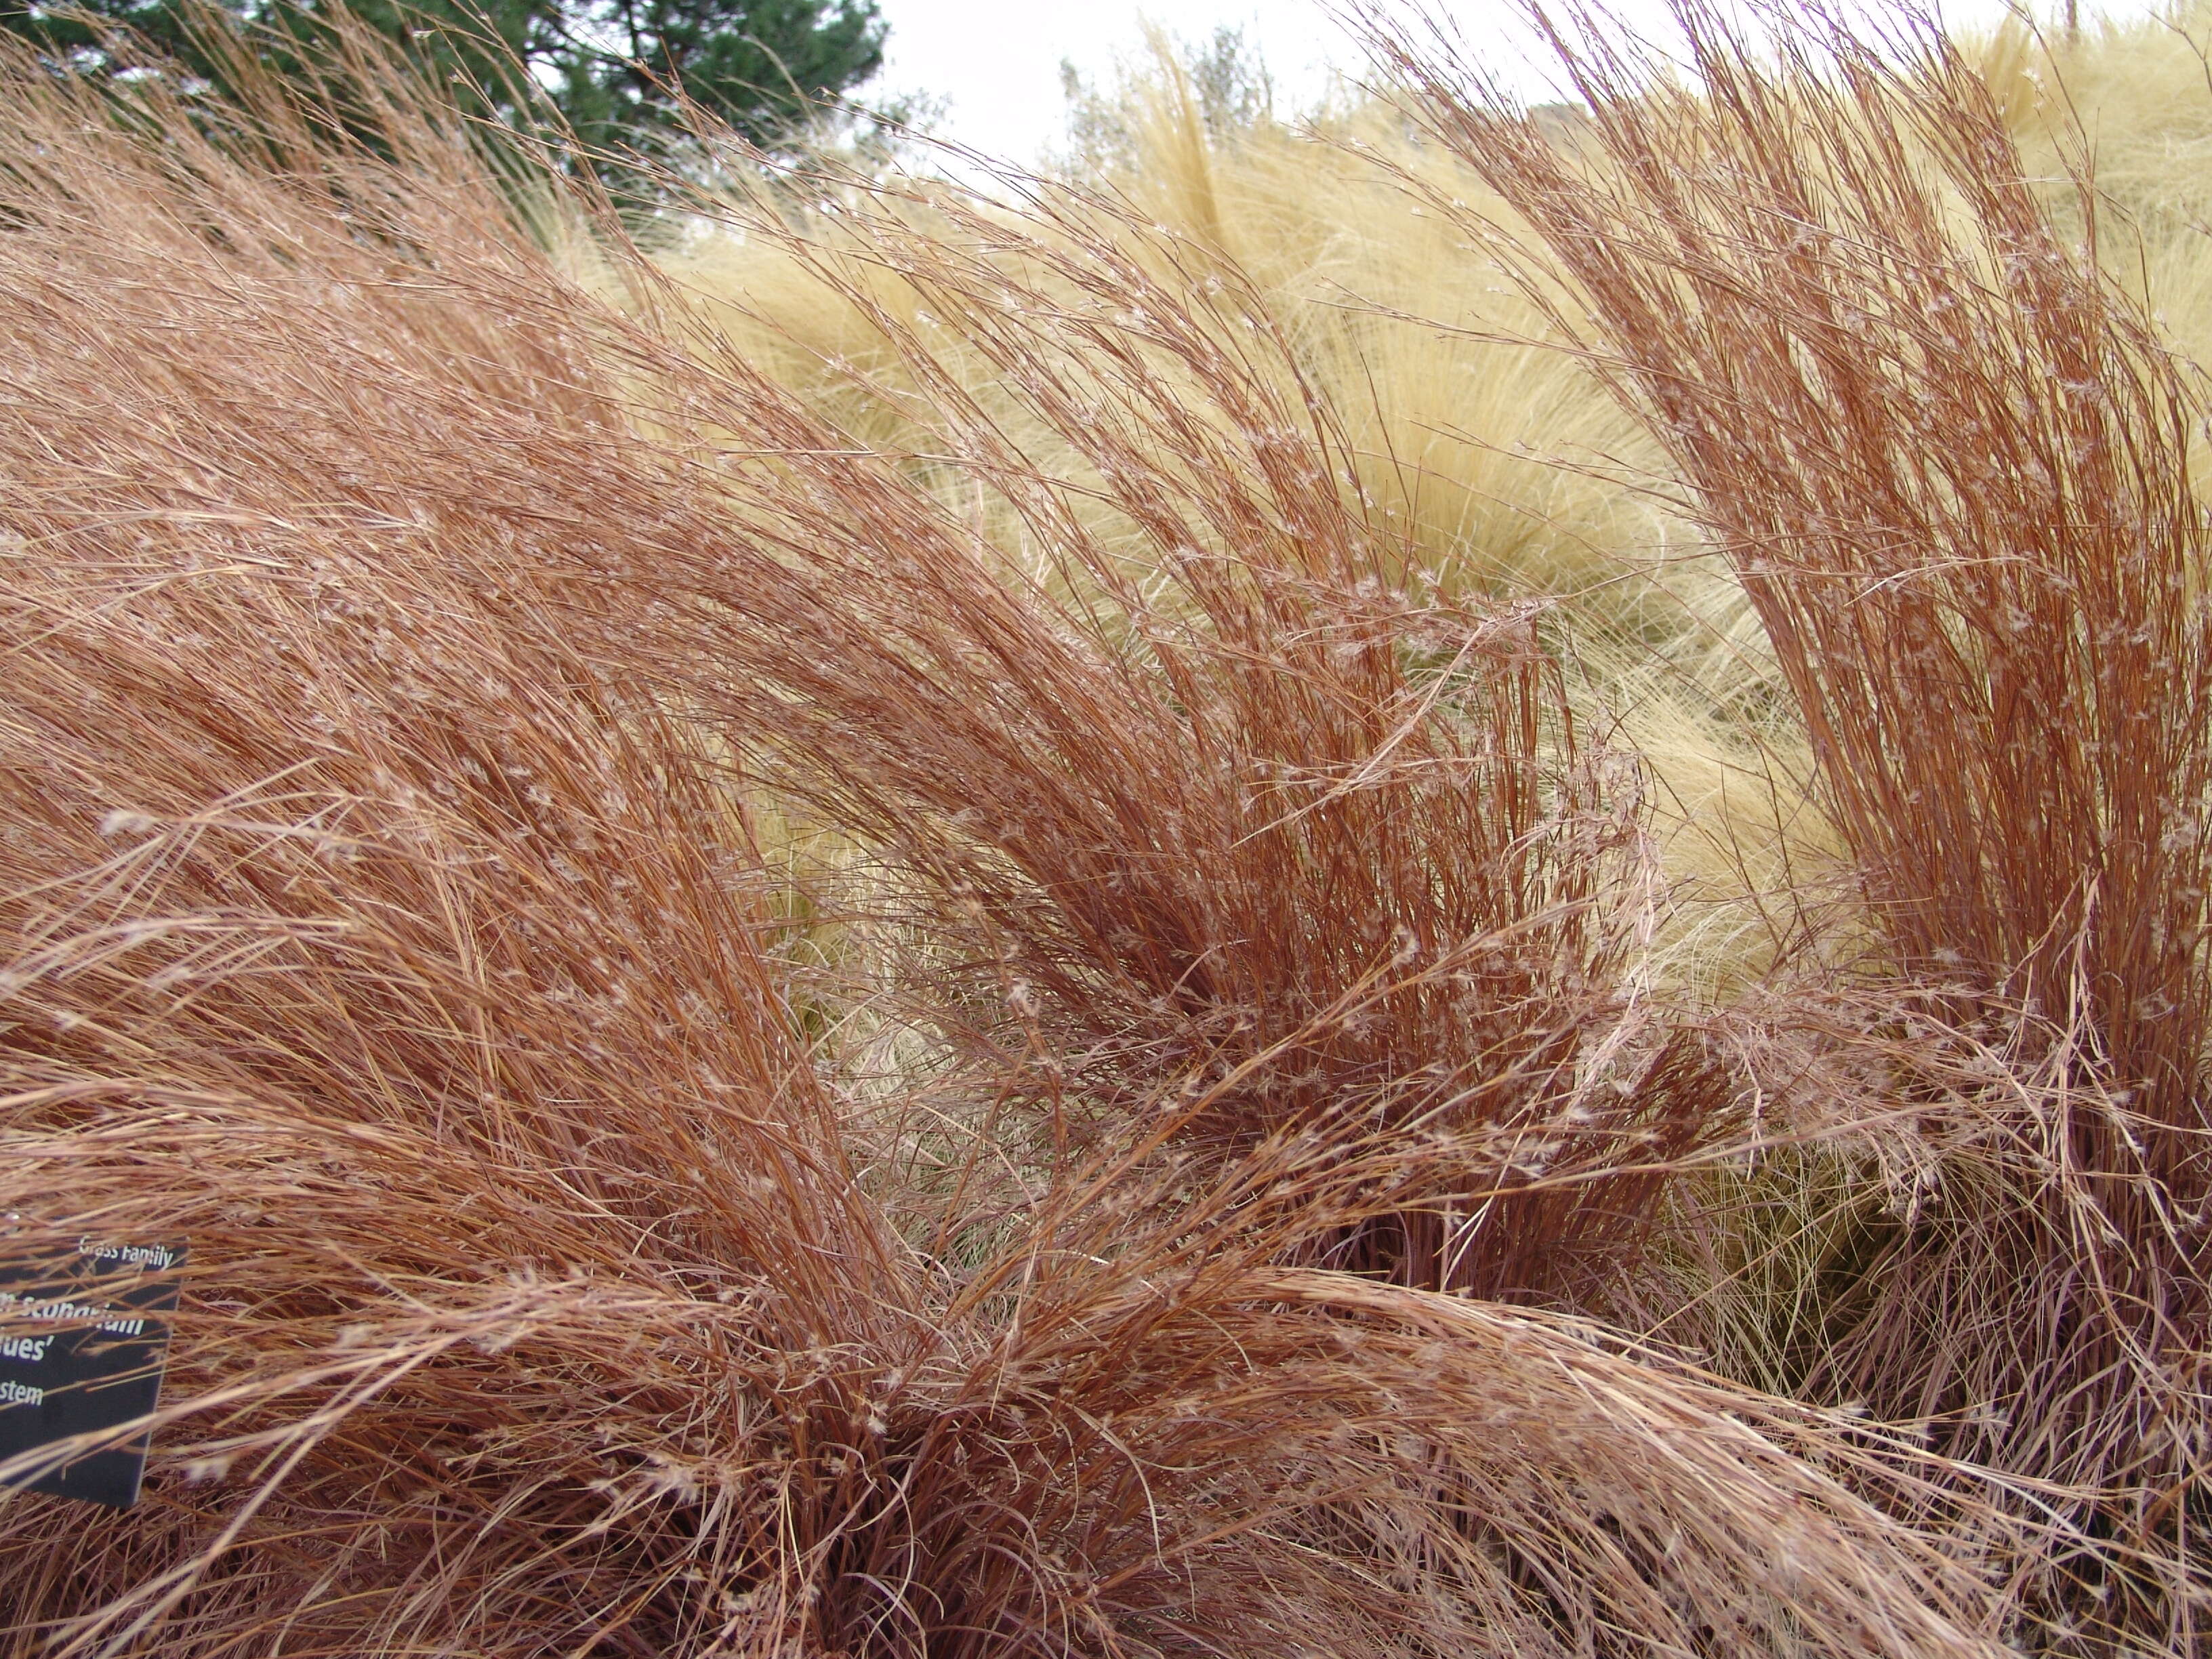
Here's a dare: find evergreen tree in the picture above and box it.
[2,0,886,151]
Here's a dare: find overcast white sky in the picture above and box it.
[867,0,1357,163]
[861,1,2144,167]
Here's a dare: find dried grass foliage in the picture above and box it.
[1380,1,2212,1646]
[605,165,1745,1307]
[2,1,2210,1653]
[662,83,1820,996]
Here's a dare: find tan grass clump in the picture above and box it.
[1969,3,2212,394]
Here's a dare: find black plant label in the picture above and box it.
[0,1236,184,1509]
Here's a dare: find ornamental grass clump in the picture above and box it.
[606,158,1746,1306]
[1380,1,2212,1645]
[0,17,2015,1658]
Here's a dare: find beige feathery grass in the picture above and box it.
[1971,5,2212,374]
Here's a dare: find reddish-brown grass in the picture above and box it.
[1378,1,2212,1646]
[0,18,2017,1658]
[584,157,1743,1307]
